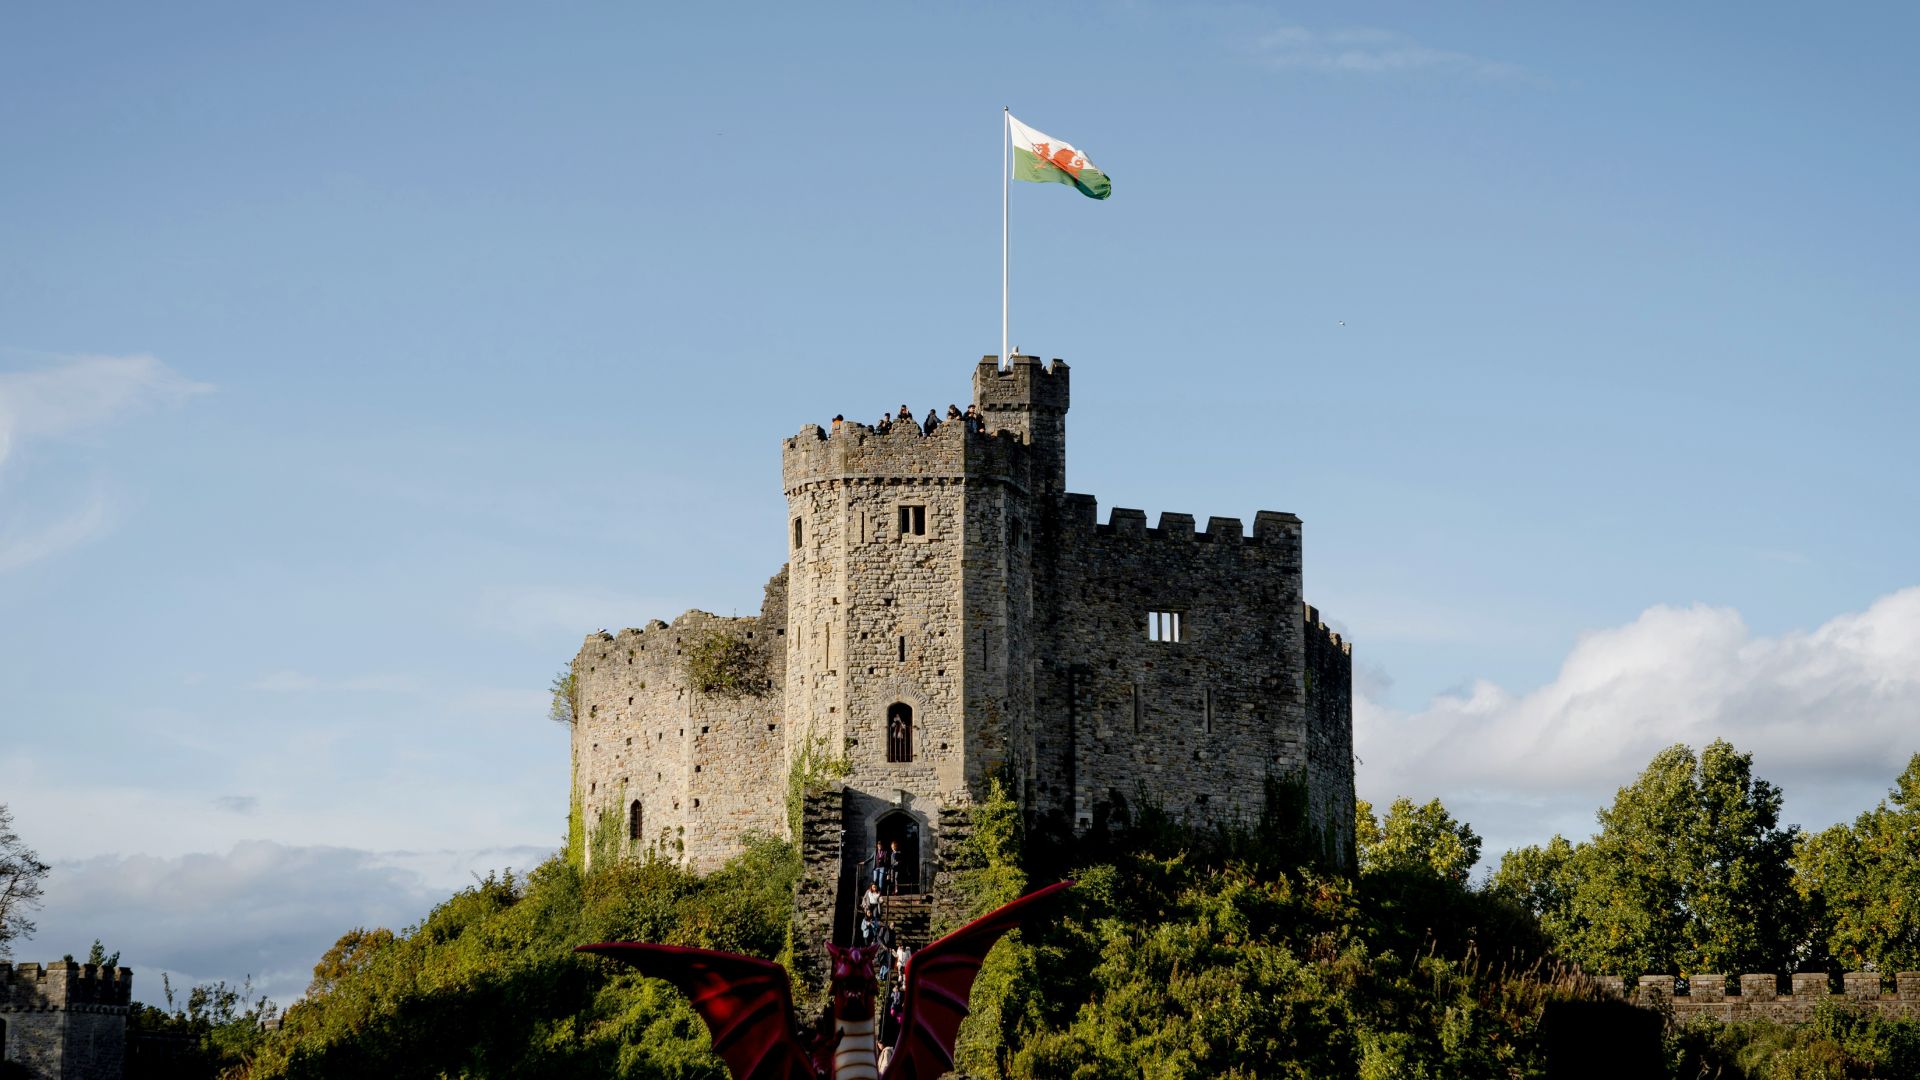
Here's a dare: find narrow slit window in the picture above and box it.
[1148,611,1183,643]
[898,635,907,662]
[628,800,643,841]
[898,504,927,537]
[792,516,803,549]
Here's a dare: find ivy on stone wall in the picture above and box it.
[784,736,851,841]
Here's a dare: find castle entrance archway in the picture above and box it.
[875,811,921,895]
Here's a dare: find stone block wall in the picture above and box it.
[570,571,789,872]
[1,961,131,1080]
[1304,607,1356,870]
[1035,496,1323,837]
[1596,972,1920,1024]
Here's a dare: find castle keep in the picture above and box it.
[569,355,1354,917]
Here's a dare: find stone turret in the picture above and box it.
[1,961,132,1080]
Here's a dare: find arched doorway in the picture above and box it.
[875,811,921,895]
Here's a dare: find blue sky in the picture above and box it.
[3,3,1916,1000]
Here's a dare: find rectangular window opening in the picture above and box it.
[1148,611,1183,643]
[898,504,927,537]
[792,516,803,550]
[898,635,907,662]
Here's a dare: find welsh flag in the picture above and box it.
[1009,114,1111,200]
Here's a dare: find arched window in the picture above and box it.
[886,703,913,763]
[628,800,643,841]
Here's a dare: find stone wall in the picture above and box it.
[1,961,131,1080]
[1304,608,1357,870]
[790,784,848,1011]
[570,571,788,872]
[1035,497,1319,836]
[1598,972,1920,1023]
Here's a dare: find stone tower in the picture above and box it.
[568,352,1354,923]
[778,358,1063,892]
[1,960,131,1080]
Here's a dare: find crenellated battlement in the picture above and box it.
[973,353,1070,413]
[780,416,1029,492]
[1305,604,1353,657]
[1598,971,1920,1023]
[1057,494,1303,546]
[0,961,134,1011]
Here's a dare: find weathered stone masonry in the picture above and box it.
[569,353,1356,922]
[1600,971,1920,1024]
[1,961,131,1080]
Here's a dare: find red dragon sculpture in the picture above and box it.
[576,880,1073,1080]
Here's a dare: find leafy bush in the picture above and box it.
[249,838,797,1080]
[680,629,769,699]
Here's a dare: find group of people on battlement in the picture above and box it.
[858,841,915,1069]
[829,402,986,438]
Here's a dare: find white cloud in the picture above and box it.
[0,490,113,572]
[1357,587,1920,865]
[0,353,211,468]
[0,352,211,571]
[28,841,553,1003]
[1255,26,1531,82]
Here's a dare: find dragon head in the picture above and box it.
[825,942,879,1020]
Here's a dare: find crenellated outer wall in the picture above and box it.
[1,961,132,1080]
[1600,972,1920,1023]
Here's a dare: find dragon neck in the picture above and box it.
[831,1015,878,1080]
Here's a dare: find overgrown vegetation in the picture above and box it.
[548,668,577,726]
[248,839,798,1079]
[680,628,770,699]
[783,734,851,840]
[126,969,279,1080]
[196,743,1920,1077]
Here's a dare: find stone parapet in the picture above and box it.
[0,961,134,1010]
[1603,972,1920,1023]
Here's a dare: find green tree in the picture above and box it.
[0,803,49,958]
[86,939,120,968]
[1495,740,1803,975]
[548,667,576,725]
[1794,753,1920,971]
[309,927,395,996]
[1356,796,1482,885]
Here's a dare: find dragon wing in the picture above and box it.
[575,942,819,1080]
[882,881,1074,1080]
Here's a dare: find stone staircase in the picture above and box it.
[881,892,936,950]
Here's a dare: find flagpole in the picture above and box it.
[1001,106,1010,370]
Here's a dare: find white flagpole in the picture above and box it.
[1001,106,1010,370]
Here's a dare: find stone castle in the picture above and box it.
[569,354,1355,928]
[0,961,131,1080]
